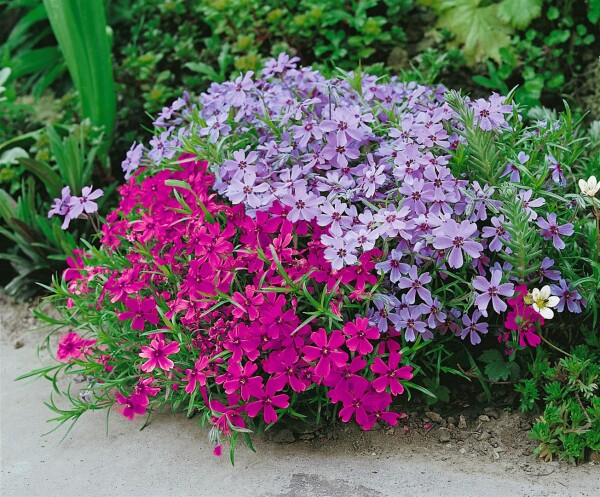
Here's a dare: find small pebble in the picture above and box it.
[458,415,467,429]
[459,448,467,454]
[478,432,491,441]
[438,430,451,443]
[478,415,490,422]
[426,411,443,423]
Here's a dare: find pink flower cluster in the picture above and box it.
[63,154,414,444]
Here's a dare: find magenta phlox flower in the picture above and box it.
[302,328,348,379]
[118,297,160,331]
[371,352,413,395]
[223,361,263,400]
[459,310,488,345]
[396,265,432,304]
[184,356,211,394]
[139,336,180,372]
[472,270,515,315]
[231,285,265,320]
[135,376,161,401]
[267,347,310,392]
[536,213,573,250]
[342,317,380,355]
[56,332,96,362]
[245,378,290,424]
[336,376,378,429]
[116,392,148,420]
[223,322,261,362]
[433,219,483,269]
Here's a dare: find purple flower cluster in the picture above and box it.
[48,185,103,229]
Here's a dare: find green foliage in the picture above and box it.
[0,121,107,300]
[42,0,116,147]
[517,347,600,463]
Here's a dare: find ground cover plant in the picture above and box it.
[24,56,599,463]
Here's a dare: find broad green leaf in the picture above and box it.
[498,0,542,29]
[43,0,116,146]
[18,158,63,197]
[435,0,512,63]
[0,188,17,224]
[10,47,62,79]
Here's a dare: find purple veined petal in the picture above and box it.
[447,246,464,268]
[472,276,489,292]
[462,240,483,257]
[553,236,565,250]
[497,283,515,296]
[474,293,491,312]
[433,235,454,249]
[491,295,507,314]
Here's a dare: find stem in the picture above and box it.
[590,196,600,253]
[539,335,572,358]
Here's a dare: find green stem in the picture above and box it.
[540,335,572,358]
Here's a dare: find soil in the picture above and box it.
[1,294,598,497]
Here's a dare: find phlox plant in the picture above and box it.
[26,55,598,463]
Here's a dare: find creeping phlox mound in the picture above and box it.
[52,55,588,458]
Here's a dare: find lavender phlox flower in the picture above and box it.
[518,189,546,221]
[459,310,489,345]
[534,257,562,282]
[282,187,323,222]
[292,117,325,149]
[121,142,144,179]
[271,165,307,194]
[346,227,379,251]
[414,121,449,148]
[418,294,447,328]
[48,186,72,219]
[315,170,355,197]
[68,185,103,220]
[397,265,432,304]
[321,225,358,270]
[321,132,360,168]
[221,149,259,179]
[320,107,365,144]
[149,130,177,164]
[317,199,348,230]
[472,270,515,316]
[389,115,416,143]
[368,294,400,332]
[389,306,431,342]
[153,96,186,126]
[393,143,422,180]
[360,154,387,198]
[471,93,512,131]
[501,151,529,182]
[549,279,584,313]
[547,154,566,187]
[432,219,483,269]
[228,71,254,107]
[375,248,410,284]
[481,215,509,252]
[373,204,413,240]
[536,213,574,250]
[227,172,270,208]
[261,53,300,77]
[398,177,434,215]
[200,113,231,143]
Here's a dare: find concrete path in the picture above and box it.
[1,330,598,496]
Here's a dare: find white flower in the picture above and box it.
[530,285,560,319]
[578,176,600,197]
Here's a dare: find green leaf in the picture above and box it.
[43,0,116,146]
[588,0,600,24]
[497,0,542,29]
[18,158,63,198]
[434,0,512,63]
